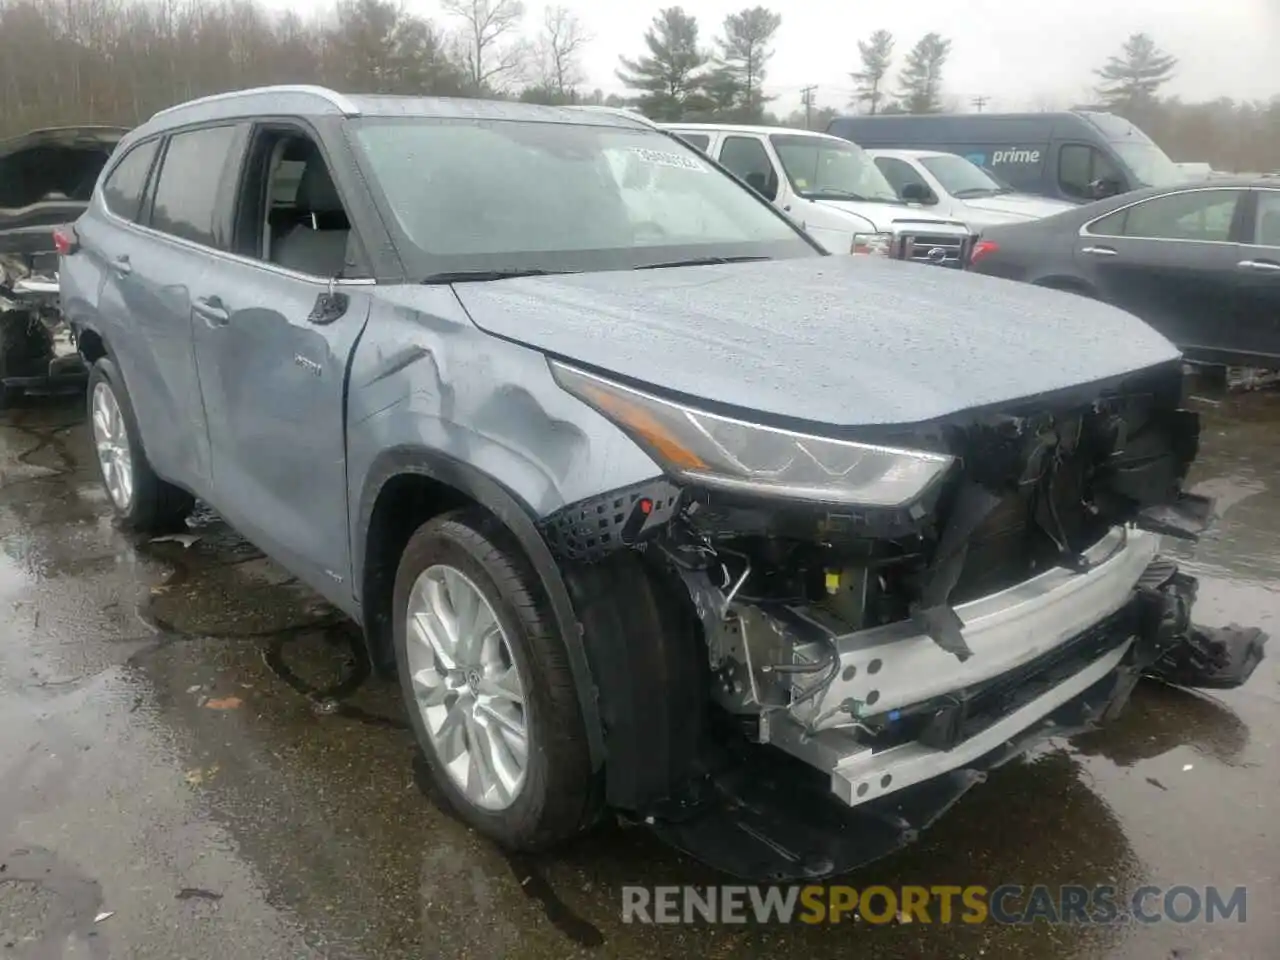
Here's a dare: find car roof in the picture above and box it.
[126,85,658,144]
[662,122,849,142]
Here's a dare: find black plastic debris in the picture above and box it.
[1146,624,1270,690]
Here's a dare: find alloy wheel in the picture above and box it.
[91,381,133,510]
[405,563,529,811]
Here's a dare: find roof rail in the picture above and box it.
[151,85,361,119]
[568,104,659,128]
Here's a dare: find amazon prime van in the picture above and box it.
[826,111,1185,204]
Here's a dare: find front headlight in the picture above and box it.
[550,362,953,507]
[851,232,893,256]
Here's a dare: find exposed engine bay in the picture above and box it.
[540,358,1268,879]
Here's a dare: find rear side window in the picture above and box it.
[101,140,160,221]
[1253,191,1280,247]
[1089,189,1242,242]
[150,126,240,248]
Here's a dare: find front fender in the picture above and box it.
[355,445,607,769]
[345,290,664,769]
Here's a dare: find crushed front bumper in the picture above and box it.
[768,528,1160,809]
[652,530,1267,880]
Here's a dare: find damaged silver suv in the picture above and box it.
[59,87,1266,880]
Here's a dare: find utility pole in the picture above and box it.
[800,85,817,129]
[971,94,989,113]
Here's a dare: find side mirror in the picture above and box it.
[901,182,936,204]
[1088,177,1122,200]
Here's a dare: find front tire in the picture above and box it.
[392,508,597,849]
[87,357,194,532]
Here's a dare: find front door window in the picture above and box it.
[1058,144,1124,200]
[718,136,779,201]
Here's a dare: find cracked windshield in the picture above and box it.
[0,0,1277,957]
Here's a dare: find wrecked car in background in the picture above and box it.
[0,125,126,404]
[60,88,1267,881]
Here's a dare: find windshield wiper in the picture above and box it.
[420,268,575,284]
[953,187,1002,199]
[805,188,902,203]
[634,255,772,271]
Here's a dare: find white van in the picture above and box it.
[662,123,973,267]
[866,148,1076,229]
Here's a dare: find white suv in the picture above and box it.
[663,123,973,267]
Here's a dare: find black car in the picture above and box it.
[967,178,1280,368]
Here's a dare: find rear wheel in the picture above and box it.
[392,508,597,849]
[87,357,194,532]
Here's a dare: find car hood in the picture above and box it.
[452,256,1180,428]
[0,126,128,247]
[960,193,1076,220]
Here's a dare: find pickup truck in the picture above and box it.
[867,148,1076,229]
[662,122,974,267]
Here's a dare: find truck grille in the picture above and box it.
[900,233,969,268]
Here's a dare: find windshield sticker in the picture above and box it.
[630,147,708,172]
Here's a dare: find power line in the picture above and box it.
[800,84,817,129]
[971,94,989,112]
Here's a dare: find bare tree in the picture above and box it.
[442,0,526,94]
[536,5,588,103]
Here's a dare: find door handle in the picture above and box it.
[1081,245,1118,257]
[193,295,229,326]
[1237,259,1280,273]
[110,254,132,275]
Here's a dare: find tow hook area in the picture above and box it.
[646,556,1268,882]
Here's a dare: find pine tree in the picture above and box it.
[896,32,950,114]
[850,29,893,114]
[616,7,711,120]
[716,6,781,121]
[1095,33,1177,112]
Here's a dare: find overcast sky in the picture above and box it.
[282,0,1280,113]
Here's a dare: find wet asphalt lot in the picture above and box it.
[0,380,1276,960]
